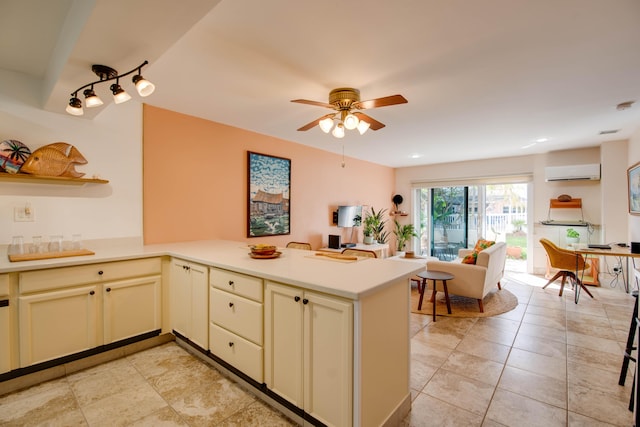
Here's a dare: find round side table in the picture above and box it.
[416,270,454,321]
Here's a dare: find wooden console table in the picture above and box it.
[318,243,389,258]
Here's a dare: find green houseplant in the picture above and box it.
[566,228,580,244]
[393,220,417,252]
[363,207,387,244]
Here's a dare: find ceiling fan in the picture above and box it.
[291,88,407,137]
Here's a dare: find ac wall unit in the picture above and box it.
[544,164,601,182]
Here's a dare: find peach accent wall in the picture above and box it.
[143,105,395,250]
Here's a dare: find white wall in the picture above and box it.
[601,140,630,243]
[629,128,640,242]
[394,146,621,274]
[0,70,143,246]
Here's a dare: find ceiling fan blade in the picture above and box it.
[297,113,336,131]
[353,112,385,131]
[354,94,408,110]
[291,99,336,109]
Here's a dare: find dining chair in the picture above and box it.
[539,238,594,299]
[286,242,312,250]
[341,248,377,258]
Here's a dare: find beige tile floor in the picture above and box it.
[0,272,636,426]
[404,272,637,427]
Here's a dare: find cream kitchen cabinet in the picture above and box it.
[19,285,99,366]
[209,268,263,383]
[264,281,353,427]
[18,257,162,367]
[103,275,161,344]
[1,274,12,374]
[169,259,208,350]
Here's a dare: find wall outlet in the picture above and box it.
[14,206,34,222]
[613,263,622,274]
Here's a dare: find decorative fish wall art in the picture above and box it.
[20,142,88,178]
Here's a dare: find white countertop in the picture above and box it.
[0,238,424,300]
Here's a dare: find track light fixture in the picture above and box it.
[66,60,155,116]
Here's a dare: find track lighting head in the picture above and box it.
[66,96,83,116]
[83,87,103,108]
[66,60,154,115]
[132,74,155,97]
[110,83,131,104]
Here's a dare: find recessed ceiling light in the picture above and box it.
[521,143,536,149]
[410,154,422,159]
[535,137,549,143]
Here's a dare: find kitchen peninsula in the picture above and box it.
[0,238,423,427]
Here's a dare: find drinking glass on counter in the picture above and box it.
[48,235,63,252]
[71,234,82,251]
[9,236,24,255]
[30,235,43,253]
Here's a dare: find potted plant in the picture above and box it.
[363,207,387,244]
[566,228,580,244]
[393,220,417,256]
[351,214,362,244]
[363,213,377,244]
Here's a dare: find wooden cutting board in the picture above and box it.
[8,249,95,262]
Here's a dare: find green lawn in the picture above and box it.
[506,234,526,247]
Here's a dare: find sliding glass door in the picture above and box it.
[430,186,468,260]
[416,182,528,269]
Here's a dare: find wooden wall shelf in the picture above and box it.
[0,173,109,185]
[549,198,582,209]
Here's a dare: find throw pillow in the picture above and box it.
[474,239,496,252]
[462,239,496,264]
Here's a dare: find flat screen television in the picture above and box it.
[337,205,362,228]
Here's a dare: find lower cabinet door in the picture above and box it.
[209,323,263,382]
[19,285,99,367]
[303,292,353,427]
[264,282,304,408]
[0,297,10,374]
[103,275,162,344]
[265,281,353,427]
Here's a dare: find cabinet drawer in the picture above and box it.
[210,323,263,383]
[210,288,262,345]
[210,268,263,302]
[19,257,162,293]
[0,274,8,296]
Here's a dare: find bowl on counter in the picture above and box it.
[249,244,277,256]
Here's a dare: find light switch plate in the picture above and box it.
[14,207,34,222]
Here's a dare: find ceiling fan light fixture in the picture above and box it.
[357,120,370,135]
[319,117,334,133]
[332,123,345,138]
[343,113,359,130]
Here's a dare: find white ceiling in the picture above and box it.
[2,0,640,167]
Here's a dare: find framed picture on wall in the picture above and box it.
[628,161,640,215]
[247,151,291,237]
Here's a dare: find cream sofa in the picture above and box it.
[425,242,507,312]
